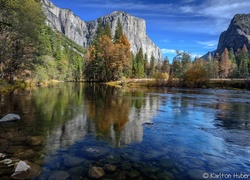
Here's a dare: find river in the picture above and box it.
[0,83,250,179]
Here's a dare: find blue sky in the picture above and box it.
[50,0,250,61]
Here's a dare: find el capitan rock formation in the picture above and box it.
[41,0,162,60]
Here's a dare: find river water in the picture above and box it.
[0,83,250,179]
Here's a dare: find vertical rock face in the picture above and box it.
[217,14,250,54]
[42,0,88,47]
[41,0,162,60]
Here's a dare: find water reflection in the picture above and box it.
[83,84,160,147]
[1,85,250,179]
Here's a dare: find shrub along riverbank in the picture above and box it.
[105,78,250,90]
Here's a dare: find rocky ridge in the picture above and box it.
[41,0,162,60]
[216,14,250,54]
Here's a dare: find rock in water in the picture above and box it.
[48,171,70,180]
[88,167,105,179]
[0,114,20,122]
[11,161,31,179]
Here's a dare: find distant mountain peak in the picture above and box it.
[216,13,250,54]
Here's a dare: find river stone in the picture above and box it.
[63,155,85,167]
[83,146,110,159]
[115,170,127,180]
[120,162,132,170]
[159,157,176,169]
[0,159,15,175]
[24,160,42,178]
[88,167,105,179]
[157,172,175,180]
[106,154,121,164]
[140,166,160,177]
[127,169,141,179]
[68,166,85,176]
[26,136,43,146]
[103,164,116,173]
[48,171,71,180]
[11,160,31,179]
[0,153,7,159]
[187,169,207,180]
[14,149,37,160]
[0,114,20,122]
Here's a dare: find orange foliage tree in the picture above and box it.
[85,32,131,81]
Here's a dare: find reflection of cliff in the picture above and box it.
[84,85,161,147]
[45,114,88,154]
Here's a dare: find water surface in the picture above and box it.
[1,83,250,179]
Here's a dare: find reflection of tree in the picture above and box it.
[84,84,131,146]
[215,102,250,130]
[32,83,85,129]
[84,85,161,147]
[0,83,85,135]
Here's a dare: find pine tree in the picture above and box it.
[149,54,155,77]
[144,53,148,77]
[239,44,249,77]
[228,48,238,77]
[136,47,144,78]
[171,58,181,78]
[104,22,112,39]
[161,56,170,74]
[114,18,123,43]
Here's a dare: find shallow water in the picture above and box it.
[1,83,250,179]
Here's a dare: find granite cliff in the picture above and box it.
[217,14,250,54]
[41,0,162,60]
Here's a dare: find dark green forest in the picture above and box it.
[0,0,250,87]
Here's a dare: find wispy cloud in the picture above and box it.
[196,40,218,48]
[161,49,176,54]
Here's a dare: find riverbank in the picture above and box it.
[0,80,62,94]
[0,81,26,94]
[1,78,249,94]
[105,78,250,90]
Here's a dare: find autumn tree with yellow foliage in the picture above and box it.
[84,19,132,81]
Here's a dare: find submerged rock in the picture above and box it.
[26,136,44,146]
[48,171,70,180]
[63,155,85,168]
[24,160,42,179]
[103,164,116,173]
[11,160,31,179]
[88,167,105,179]
[0,153,7,159]
[83,146,110,159]
[0,114,20,122]
[14,149,37,160]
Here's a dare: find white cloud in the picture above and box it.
[161,49,176,54]
[200,1,250,19]
[180,6,193,13]
[197,40,218,48]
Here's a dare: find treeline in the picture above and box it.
[0,0,85,84]
[161,45,250,88]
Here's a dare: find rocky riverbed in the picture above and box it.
[0,133,208,180]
